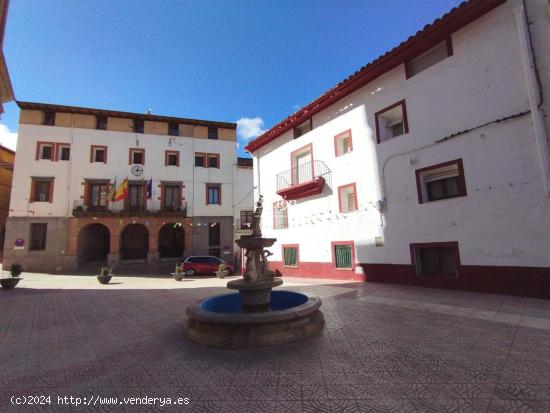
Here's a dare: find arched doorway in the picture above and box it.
[120,224,149,260]
[77,223,110,263]
[158,223,185,258]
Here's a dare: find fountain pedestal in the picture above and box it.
[227,278,283,312]
[183,195,324,349]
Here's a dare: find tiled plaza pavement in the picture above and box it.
[2,273,550,412]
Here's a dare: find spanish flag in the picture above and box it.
[114,177,128,201]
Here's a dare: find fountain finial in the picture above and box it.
[251,195,263,236]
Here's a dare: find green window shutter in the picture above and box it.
[334,245,352,268]
[284,247,297,266]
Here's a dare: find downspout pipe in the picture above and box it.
[515,5,550,196]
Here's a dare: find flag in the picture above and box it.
[146,178,152,199]
[109,177,117,201]
[114,177,128,201]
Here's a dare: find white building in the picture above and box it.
[246,0,550,297]
[4,102,254,273]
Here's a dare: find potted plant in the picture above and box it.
[215,263,228,279]
[172,263,184,281]
[0,264,23,290]
[97,265,113,284]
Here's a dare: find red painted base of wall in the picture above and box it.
[272,261,550,299]
[271,261,366,281]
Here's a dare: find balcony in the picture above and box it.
[72,199,187,218]
[276,160,330,201]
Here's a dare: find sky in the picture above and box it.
[0,0,462,156]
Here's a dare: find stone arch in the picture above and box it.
[77,223,110,265]
[158,223,185,258]
[120,223,149,260]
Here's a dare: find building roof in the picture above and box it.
[17,101,237,129]
[245,0,505,153]
[0,144,14,154]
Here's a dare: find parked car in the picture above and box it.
[182,256,235,276]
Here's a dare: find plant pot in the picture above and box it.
[1,277,21,290]
[172,273,184,281]
[97,275,112,284]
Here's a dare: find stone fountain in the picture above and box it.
[184,196,324,349]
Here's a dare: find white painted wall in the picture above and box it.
[253,0,550,269]
[10,125,241,218]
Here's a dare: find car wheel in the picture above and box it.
[185,268,196,277]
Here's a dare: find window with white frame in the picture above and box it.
[405,38,453,78]
[130,148,145,165]
[293,119,312,139]
[415,159,466,204]
[37,143,53,160]
[291,145,313,185]
[283,245,298,267]
[338,183,357,213]
[273,202,288,229]
[57,144,70,161]
[91,146,107,163]
[375,100,408,143]
[334,130,352,157]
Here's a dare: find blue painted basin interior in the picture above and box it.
[201,291,308,313]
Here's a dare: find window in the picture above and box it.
[332,241,354,270]
[36,142,54,160]
[133,119,144,133]
[338,183,357,213]
[415,159,466,204]
[334,129,353,157]
[165,151,179,167]
[411,242,459,277]
[282,245,299,267]
[57,144,70,161]
[405,38,453,78]
[208,127,218,140]
[209,249,221,258]
[375,100,409,143]
[30,223,47,251]
[168,122,179,136]
[87,182,110,210]
[291,144,313,185]
[207,154,220,168]
[31,178,53,202]
[163,184,181,210]
[206,184,221,205]
[273,202,288,229]
[293,119,312,139]
[129,148,145,165]
[240,210,254,229]
[209,222,220,246]
[96,116,107,130]
[195,153,206,167]
[44,112,55,126]
[128,183,146,211]
[90,145,107,163]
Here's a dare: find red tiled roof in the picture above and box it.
[245,0,506,153]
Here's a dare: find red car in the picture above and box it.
[182,256,234,276]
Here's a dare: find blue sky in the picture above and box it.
[0,0,462,156]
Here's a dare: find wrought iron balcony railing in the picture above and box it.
[72,199,187,217]
[277,160,330,199]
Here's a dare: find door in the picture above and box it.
[295,152,312,184]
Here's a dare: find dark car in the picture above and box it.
[182,256,234,276]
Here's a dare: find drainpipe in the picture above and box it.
[515,5,550,196]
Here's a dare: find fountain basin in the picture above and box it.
[184,291,324,349]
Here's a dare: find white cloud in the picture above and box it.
[236,117,265,146]
[291,104,302,112]
[0,123,17,151]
